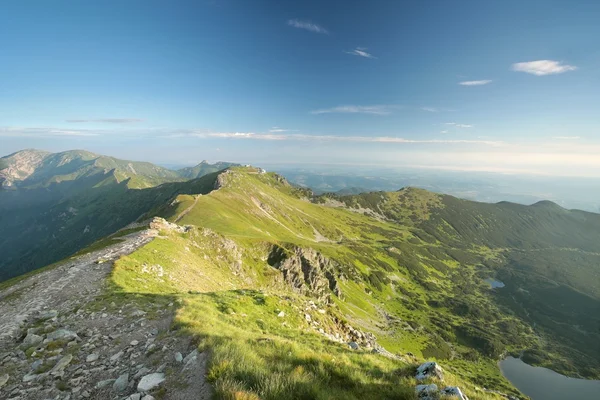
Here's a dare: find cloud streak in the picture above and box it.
[311,105,402,115]
[170,131,503,146]
[553,136,581,140]
[66,118,142,124]
[287,19,328,34]
[345,47,376,59]
[0,127,100,137]
[511,60,577,76]
[459,80,492,86]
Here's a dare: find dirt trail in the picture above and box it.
[0,222,212,400]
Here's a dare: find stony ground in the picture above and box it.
[0,226,212,400]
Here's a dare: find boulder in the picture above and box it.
[137,373,165,392]
[348,342,360,350]
[416,361,444,381]
[416,384,438,399]
[441,386,468,400]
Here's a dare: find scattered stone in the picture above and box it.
[416,361,444,381]
[277,311,285,318]
[137,373,165,392]
[133,367,151,379]
[183,349,198,367]
[128,394,142,400]
[175,352,183,363]
[141,396,155,400]
[30,359,43,373]
[304,313,312,322]
[86,353,99,362]
[50,354,73,376]
[113,372,129,393]
[348,341,360,350]
[130,340,139,346]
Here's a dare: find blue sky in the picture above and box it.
[1,0,599,175]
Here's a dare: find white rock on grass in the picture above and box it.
[441,386,469,400]
[137,373,165,392]
[416,361,444,381]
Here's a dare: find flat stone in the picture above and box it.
[86,353,99,362]
[37,310,58,321]
[0,374,9,389]
[50,354,73,376]
[22,333,43,348]
[174,352,183,363]
[113,372,129,393]
[129,394,142,400]
[46,329,79,342]
[137,373,165,392]
[182,349,198,365]
[141,396,155,400]
[130,340,139,346]
[110,350,124,362]
[96,379,115,389]
[133,367,151,379]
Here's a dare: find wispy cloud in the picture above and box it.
[511,60,577,76]
[269,127,292,133]
[311,105,402,115]
[345,47,376,59]
[287,19,328,34]
[459,80,492,86]
[445,122,472,128]
[0,127,100,137]
[553,136,581,140]
[168,130,503,146]
[66,118,142,124]
[440,130,448,134]
[421,107,438,112]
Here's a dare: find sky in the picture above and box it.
[1,0,599,176]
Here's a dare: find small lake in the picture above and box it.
[484,278,505,288]
[499,356,600,399]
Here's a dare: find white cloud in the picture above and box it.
[421,107,438,112]
[511,60,577,76]
[287,19,328,34]
[459,80,492,86]
[455,124,473,128]
[440,130,448,134]
[66,118,142,123]
[553,136,581,140]
[269,127,291,133]
[345,47,376,59]
[178,131,503,146]
[311,105,402,115]
[446,122,456,125]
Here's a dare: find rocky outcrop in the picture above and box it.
[267,246,343,302]
[416,361,444,381]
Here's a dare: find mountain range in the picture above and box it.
[0,149,598,399]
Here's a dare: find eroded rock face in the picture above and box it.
[267,245,343,302]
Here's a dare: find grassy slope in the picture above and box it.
[106,168,524,399]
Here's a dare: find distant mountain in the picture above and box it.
[0,149,235,281]
[177,160,239,179]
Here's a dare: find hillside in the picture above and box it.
[0,150,234,281]
[0,166,598,399]
[177,160,239,179]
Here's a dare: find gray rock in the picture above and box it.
[137,373,165,392]
[96,379,116,389]
[182,349,198,365]
[416,384,438,399]
[133,367,151,379]
[174,352,183,363]
[46,329,79,342]
[50,354,73,376]
[37,310,58,321]
[113,373,129,393]
[22,372,40,382]
[128,394,142,400]
[110,350,124,362]
[30,359,43,372]
[22,333,43,348]
[416,361,444,381]
[141,396,155,400]
[86,353,99,362]
[130,340,139,346]
[0,373,8,389]
[348,341,360,350]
